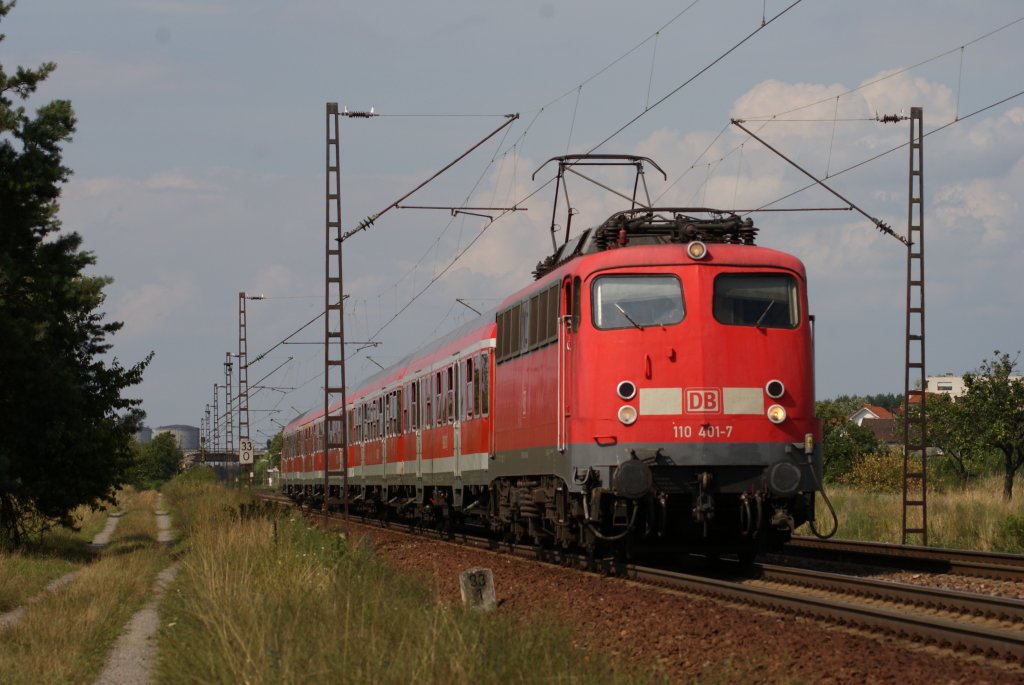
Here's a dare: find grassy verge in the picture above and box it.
[804,476,1024,551]
[0,501,112,612]
[157,478,656,684]
[0,489,170,684]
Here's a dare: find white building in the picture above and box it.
[926,373,1023,398]
[925,375,967,398]
[153,424,200,451]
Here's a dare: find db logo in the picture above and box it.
[686,388,721,413]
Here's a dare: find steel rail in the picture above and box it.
[754,563,1024,624]
[627,565,1024,661]
[786,536,1024,581]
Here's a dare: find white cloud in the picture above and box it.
[114,276,201,338]
[47,52,176,95]
[112,0,228,16]
[144,170,205,192]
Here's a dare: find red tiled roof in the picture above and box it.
[863,404,893,419]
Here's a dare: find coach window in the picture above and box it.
[385,393,392,437]
[592,275,684,330]
[403,384,411,432]
[437,373,442,426]
[392,392,399,436]
[481,351,490,416]
[447,366,455,423]
[713,273,799,329]
[424,376,432,429]
[403,382,411,430]
[465,357,474,419]
[472,355,481,418]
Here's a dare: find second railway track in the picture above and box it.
[785,536,1024,582]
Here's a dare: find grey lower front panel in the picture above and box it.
[284,440,821,495]
[489,440,822,494]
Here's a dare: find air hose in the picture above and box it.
[806,457,838,539]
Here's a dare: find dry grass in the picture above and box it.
[806,476,1024,550]
[0,503,111,612]
[156,483,650,684]
[0,489,171,685]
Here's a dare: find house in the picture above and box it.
[847,404,894,426]
[847,404,901,449]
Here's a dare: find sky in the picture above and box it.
[4,0,1023,444]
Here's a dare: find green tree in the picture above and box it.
[265,431,283,469]
[0,2,151,546]
[816,399,880,481]
[926,393,988,487]
[863,393,904,412]
[958,351,1024,501]
[134,433,183,486]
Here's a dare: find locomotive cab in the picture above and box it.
[498,202,824,558]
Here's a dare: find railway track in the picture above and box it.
[629,563,1024,661]
[785,536,1024,581]
[259,492,1024,662]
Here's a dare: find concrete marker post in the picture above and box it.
[459,567,496,611]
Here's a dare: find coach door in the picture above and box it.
[415,376,424,504]
[453,362,464,507]
[558,276,578,452]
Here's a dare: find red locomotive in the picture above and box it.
[282,155,823,560]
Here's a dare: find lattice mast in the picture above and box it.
[238,292,251,466]
[902,107,927,545]
[324,103,349,517]
[224,352,234,453]
[205,404,211,457]
[212,384,220,452]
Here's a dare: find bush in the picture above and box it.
[839,449,904,492]
[172,466,219,486]
[995,513,1024,553]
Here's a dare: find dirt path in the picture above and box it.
[155,496,172,546]
[88,511,123,551]
[92,499,177,685]
[92,563,179,685]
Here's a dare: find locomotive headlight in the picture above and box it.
[766,404,787,424]
[617,380,637,401]
[765,379,785,399]
[618,405,638,425]
[687,241,708,260]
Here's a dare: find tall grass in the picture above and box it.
[0,501,113,612]
[0,490,170,684]
[157,482,655,684]
[806,475,1024,551]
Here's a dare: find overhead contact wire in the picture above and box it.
[587,0,805,154]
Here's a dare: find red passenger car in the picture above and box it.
[283,155,823,558]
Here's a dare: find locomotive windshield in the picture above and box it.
[591,275,684,330]
[713,273,799,329]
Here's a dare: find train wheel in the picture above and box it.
[736,547,757,567]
